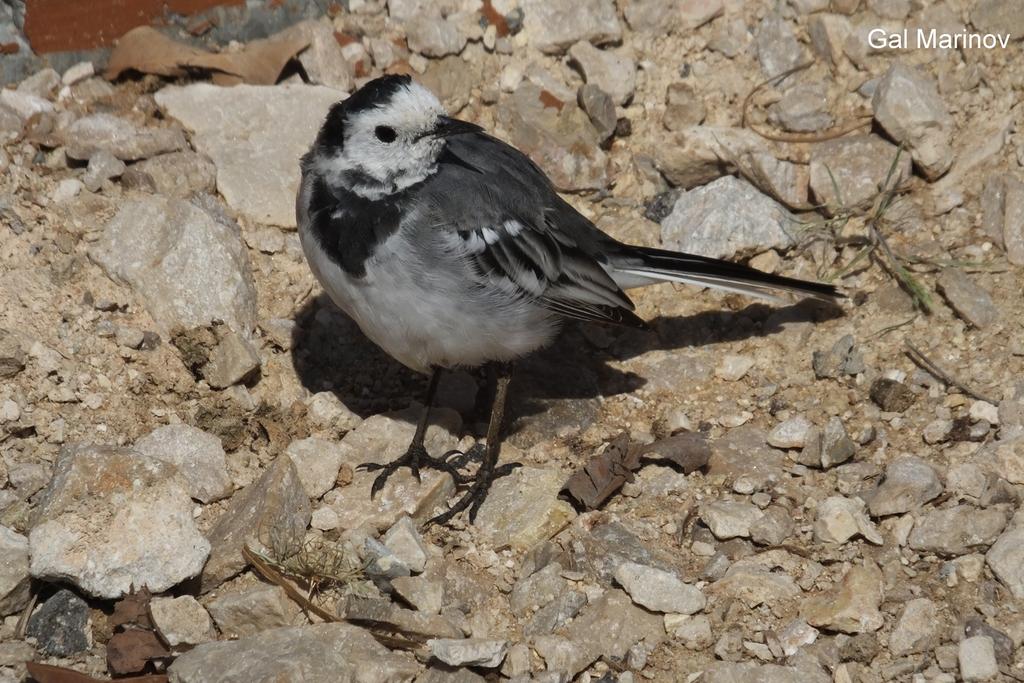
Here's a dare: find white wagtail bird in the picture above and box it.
[297,74,840,526]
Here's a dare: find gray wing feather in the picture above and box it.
[414,133,644,328]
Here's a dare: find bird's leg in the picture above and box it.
[428,362,521,526]
[359,368,470,497]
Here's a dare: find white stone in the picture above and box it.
[959,636,999,682]
[767,415,813,449]
[62,62,95,86]
[0,526,30,617]
[969,400,1000,425]
[700,501,764,539]
[305,392,362,433]
[285,437,346,499]
[814,496,883,545]
[382,516,429,573]
[51,178,82,204]
[715,354,755,382]
[987,527,1024,599]
[614,561,705,614]
[150,595,215,648]
[28,444,210,599]
[155,83,345,227]
[428,638,509,668]
[134,424,233,504]
[567,41,636,105]
[90,195,257,336]
[520,0,622,54]
[661,176,797,260]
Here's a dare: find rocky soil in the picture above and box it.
[1,0,1024,682]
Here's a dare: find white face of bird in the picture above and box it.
[310,76,475,199]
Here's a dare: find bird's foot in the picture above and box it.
[358,443,470,498]
[426,460,522,527]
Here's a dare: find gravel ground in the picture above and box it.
[1,1,1024,682]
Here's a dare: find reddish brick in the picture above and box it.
[23,0,244,54]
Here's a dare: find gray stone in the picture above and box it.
[568,41,636,105]
[872,63,954,179]
[660,176,796,260]
[993,176,1024,265]
[206,585,302,638]
[680,0,724,29]
[889,598,939,656]
[26,589,91,657]
[155,83,344,227]
[286,437,346,499]
[577,84,614,142]
[64,113,186,162]
[83,150,126,192]
[134,424,233,504]
[496,82,607,191]
[662,83,706,131]
[808,14,851,65]
[168,623,420,682]
[391,563,445,614]
[937,268,999,329]
[959,636,999,682]
[474,466,576,550]
[0,329,25,379]
[428,638,508,668]
[51,178,83,204]
[701,501,764,540]
[406,16,467,57]
[867,456,943,517]
[201,455,312,592]
[29,444,210,599]
[755,15,806,78]
[656,126,766,188]
[749,506,794,546]
[0,526,29,617]
[812,334,864,379]
[557,589,664,676]
[525,589,587,635]
[383,516,429,573]
[150,595,215,648]
[819,417,856,468]
[986,527,1024,599]
[801,563,884,634]
[614,561,705,614]
[809,134,911,211]
[511,562,567,615]
[768,83,833,133]
[520,0,622,54]
[133,151,218,198]
[90,195,257,336]
[665,613,714,649]
[702,662,830,683]
[971,0,1024,40]
[908,506,1007,556]
[708,16,750,57]
[621,0,676,34]
[342,596,461,639]
[203,329,261,389]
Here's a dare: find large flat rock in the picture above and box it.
[155,83,345,228]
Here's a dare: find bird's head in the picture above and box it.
[306,74,481,199]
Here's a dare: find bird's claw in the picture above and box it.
[358,445,469,499]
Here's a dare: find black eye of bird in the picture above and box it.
[374,125,397,143]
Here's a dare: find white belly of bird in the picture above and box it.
[300,230,558,373]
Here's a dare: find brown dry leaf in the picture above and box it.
[561,433,640,510]
[637,431,712,473]
[109,589,153,630]
[105,26,309,85]
[26,662,167,683]
[106,630,170,676]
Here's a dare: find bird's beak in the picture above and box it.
[434,116,483,137]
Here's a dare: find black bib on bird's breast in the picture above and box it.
[307,175,406,279]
